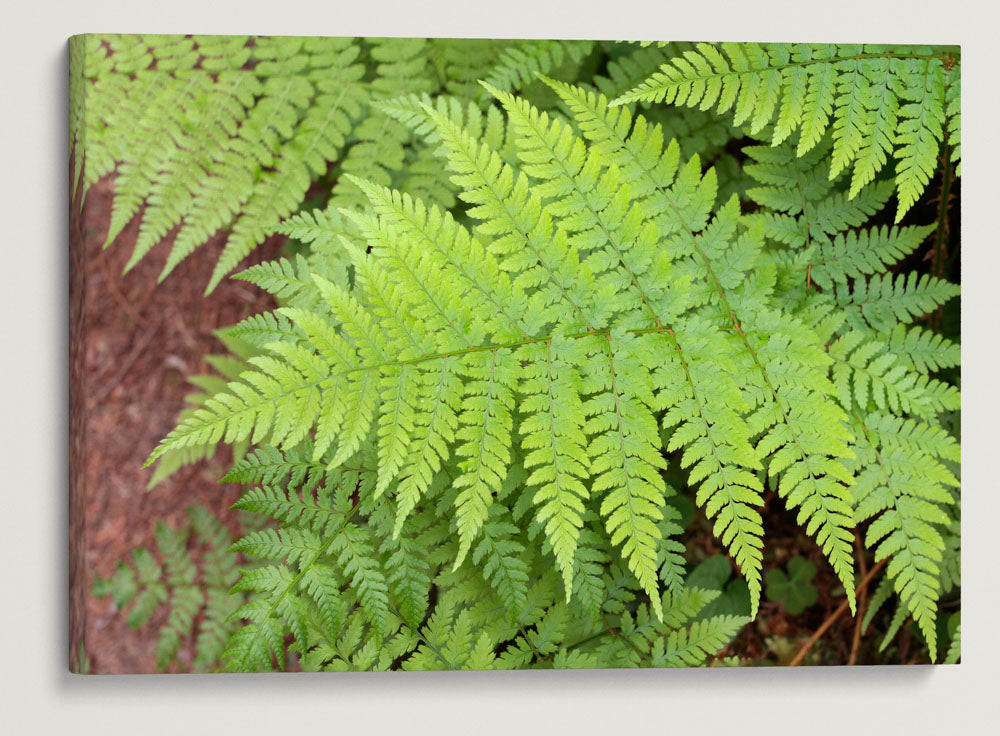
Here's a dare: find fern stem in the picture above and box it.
[561,615,651,660]
[562,627,611,653]
[329,323,671,376]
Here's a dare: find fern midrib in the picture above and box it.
[260,498,362,621]
[386,603,455,669]
[563,612,662,662]
[162,319,711,461]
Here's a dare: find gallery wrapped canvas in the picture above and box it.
[69,35,961,673]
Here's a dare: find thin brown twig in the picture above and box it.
[789,557,887,667]
[848,533,870,665]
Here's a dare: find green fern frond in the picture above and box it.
[887,324,961,374]
[833,272,960,332]
[148,84,872,622]
[613,43,959,220]
[484,39,596,94]
[93,506,243,672]
[542,77,856,610]
[851,412,959,660]
[810,225,933,290]
[830,330,956,419]
[943,622,961,664]
[77,35,600,290]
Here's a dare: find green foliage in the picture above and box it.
[943,614,961,664]
[685,555,752,620]
[145,338,261,488]
[92,506,243,672]
[764,557,819,615]
[83,36,960,671]
[614,42,960,221]
[72,35,594,292]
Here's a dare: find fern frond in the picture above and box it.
[810,226,933,290]
[128,68,963,672]
[543,78,856,608]
[943,623,961,664]
[470,506,531,618]
[583,332,670,621]
[81,35,595,289]
[852,412,959,660]
[886,324,961,375]
[830,330,955,419]
[484,39,595,94]
[834,272,960,332]
[451,349,520,567]
[93,505,243,672]
[613,43,959,219]
[519,338,591,599]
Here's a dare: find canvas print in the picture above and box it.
[68,35,961,673]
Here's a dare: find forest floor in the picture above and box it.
[76,179,281,673]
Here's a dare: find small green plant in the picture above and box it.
[77,36,960,671]
[765,557,819,615]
